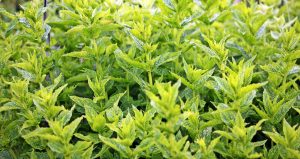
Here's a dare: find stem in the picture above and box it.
[43,0,47,21]
[146,52,153,85]
[193,91,196,99]
[105,93,108,102]
[148,71,153,86]
[146,53,153,86]
[43,0,50,45]
[46,148,55,159]
[127,85,130,98]
[15,0,21,11]
[8,149,17,159]
[126,73,130,99]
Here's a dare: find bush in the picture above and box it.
[0,0,300,158]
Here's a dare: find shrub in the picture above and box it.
[0,0,299,158]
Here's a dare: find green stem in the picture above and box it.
[127,85,130,98]
[8,148,17,159]
[193,91,196,99]
[46,148,55,159]
[146,52,153,86]
[126,73,130,99]
[105,92,108,101]
[148,71,153,86]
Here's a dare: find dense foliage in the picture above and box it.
[0,0,300,158]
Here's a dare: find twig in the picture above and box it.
[16,0,21,11]
[44,0,50,45]
[43,0,47,21]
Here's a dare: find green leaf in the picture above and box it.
[256,20,269,38]
[115,49,149,71]
[70,96,99,112]
[124,28,145,51]
[213,76,234,98]
[154,52,181,68]
[60,10,81,20]
[252,105,269,119]
[263,131,286,146]
[214,131,234,140]
[191,40,220,59]
[271,99,295,124]
[47,141,64,154]
[286,148,300,159]
[133,137,155,155]
[15,68,35,81]
[92,113,106,132]
[99,136,132,158]
[238,82,267,97]
[103,92,126,110]
[294,107,300,115]
[0,106,20,112]
[162,0,175,10]
[62,116,83,143]
[63,51,93,59]
[106,105,123,122]
[66,25,85,34]
[171,72,194,89]
[56,105,75,126]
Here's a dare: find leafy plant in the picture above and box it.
[0,0,300,158]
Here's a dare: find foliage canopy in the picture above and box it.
[0,0,300,158]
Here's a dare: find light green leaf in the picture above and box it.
[66,25,85,34]
[99,136,132,158]
[271,99,295,124]
[63,51,93,59]
[103,92,126,110]
[62,116,83,143]
[0,106,20,112]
